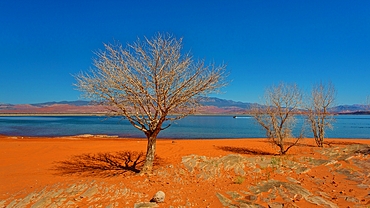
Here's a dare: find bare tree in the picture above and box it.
[251,83,303,155]
[75,34,227,173]
[306,82,336,147]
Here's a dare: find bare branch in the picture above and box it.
[250,82,303,155]
[305,81,336,147]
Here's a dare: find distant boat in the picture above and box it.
[233,116,251,118]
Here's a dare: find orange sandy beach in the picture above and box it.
[1,135,370,207]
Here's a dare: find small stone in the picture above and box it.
[150,191,165,203]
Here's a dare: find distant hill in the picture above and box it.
[31,100,91,107]
[329,104,369,114]
[0,97,254,115]
[0,101,105,114]
[198,97,258,109]
[0,97,369,115]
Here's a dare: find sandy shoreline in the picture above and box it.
[1,135,370,207]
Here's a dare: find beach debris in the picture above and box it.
[150,191,165,203]
[75,134,119,138]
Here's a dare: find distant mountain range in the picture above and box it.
[0,97,369,115]
[329,104,370,114]
[0,101,106,114]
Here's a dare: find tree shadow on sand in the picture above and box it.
[216,146,275,156]
[53,151,162,177]
[259,140,317,148]
[324,140,360,147]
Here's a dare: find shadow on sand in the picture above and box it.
[324,140,360,147]
[259,139,318,148]
[53,151,152,177]
[216,146,275,156]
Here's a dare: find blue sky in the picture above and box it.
[1,0,369,105]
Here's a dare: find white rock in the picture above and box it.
[151,191,165,203]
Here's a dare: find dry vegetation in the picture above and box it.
[75,33,227,173]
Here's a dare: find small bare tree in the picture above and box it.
[75,33,227,173]
[306,82,335,147]
[251,83,303,155]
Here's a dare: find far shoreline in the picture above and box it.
[0,113,107,116]
[1,112,369,117]
[0,113,248,117]
[1,134,369,141]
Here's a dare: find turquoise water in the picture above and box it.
[0,115,369,139]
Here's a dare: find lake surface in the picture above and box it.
[0,115,369,139]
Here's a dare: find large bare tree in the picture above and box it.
[306,82,336,147]
[75,34,227,173]
[251,83,303,155]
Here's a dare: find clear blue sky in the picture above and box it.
[1,0,369,105]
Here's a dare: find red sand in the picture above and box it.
[1,135,370,207]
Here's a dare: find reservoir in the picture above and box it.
[0,115,369,139]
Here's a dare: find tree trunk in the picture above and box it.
[277,137,285,155]
[318,126,324,147]
[140,133,158,174]
[279,145,286,155]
